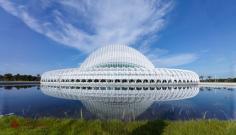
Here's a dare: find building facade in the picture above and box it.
[41,45,199,85]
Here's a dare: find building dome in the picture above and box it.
[41,44,199,84]
[80,45,155,69]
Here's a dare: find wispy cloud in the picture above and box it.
[152,53,198,67]
[0,0,173,53]
[139,44,198,67]
[0,0,197,67]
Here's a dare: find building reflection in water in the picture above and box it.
[41,85,199,120]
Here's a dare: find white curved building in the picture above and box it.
[41,45,199,85]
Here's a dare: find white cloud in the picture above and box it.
[0,0,173,53]
[152,53,198,67]
[138,43,198,67]
[0,0,197,67]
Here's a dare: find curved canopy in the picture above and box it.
[80,45,155,69]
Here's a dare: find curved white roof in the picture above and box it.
[41,44,199,84]
[80,45,155,69]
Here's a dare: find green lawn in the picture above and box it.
[0,116,235,135]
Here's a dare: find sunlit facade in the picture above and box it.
[41,45,199,84]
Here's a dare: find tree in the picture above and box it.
[207,76,212,82]
[36,74,41,81]
[199,76,204,81]
[0,73,41,81]
[233,78,236,82]
[14,74,21,81]
[4,73,13,81]
[0,75,3,81]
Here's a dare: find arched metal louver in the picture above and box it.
[41,45,199,84]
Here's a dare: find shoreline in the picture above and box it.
[199,82,236,88]
[0,81,40,85]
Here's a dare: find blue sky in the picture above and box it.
[0,0,235,78]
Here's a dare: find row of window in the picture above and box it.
[41,79,197,83]
[42,85,194,90]
[45,73,196,77]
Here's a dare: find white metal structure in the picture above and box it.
[41,45,199,85]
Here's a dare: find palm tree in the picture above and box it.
[199,76,204,81]
[207,76,212,82]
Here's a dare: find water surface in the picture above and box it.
[0,85,235,120]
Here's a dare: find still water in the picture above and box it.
[0,85,235,120]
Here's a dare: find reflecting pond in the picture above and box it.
[0,84,235,120]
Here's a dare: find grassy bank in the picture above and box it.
[0,116,236,135]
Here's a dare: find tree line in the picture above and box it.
[199,76,236,82]
[0,73,235,82]
[0,73,41,81]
